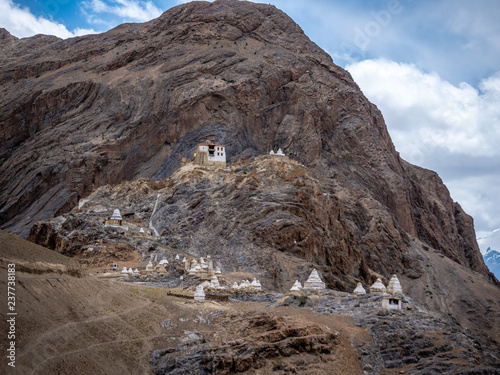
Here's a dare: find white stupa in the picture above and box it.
[133,268,140,275]
[175,254,180,260]
[215,266,222,274]
[128,267,134,274]
[270,150,275,155]
[387,275,403,296]
[232,282,239,289]
[201,281,211,288]
[240,280,251,289]
[303,269,326,290]
[276,148,285,156]
[210,275,220,289]
[194,285,205,301]
[352,282,366,296]
[192,259,201,270]
[290,280,303,291]
[139,227,145,233]
[188,259,200,275]
[110,209,122,221]
[159,257,168,265]
[250,278,262,290]
[369,278,387,294]
[121,266,129,275]
[146,260,154,272]
[182,257,187,263]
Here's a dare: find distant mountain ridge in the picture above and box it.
[484,247,500,279]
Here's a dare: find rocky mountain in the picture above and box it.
[2,0,500,369]
[1,0,494,284]
[484,247,500,279]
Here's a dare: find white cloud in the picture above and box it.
[346,59,500,159]
[0,0,97,38]
[346,58,500,236]
[82,0,162,23]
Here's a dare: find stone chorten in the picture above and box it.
[353,282,366,296]
[290,280,303,291]
[369,278,387,294]
[303,269,326,290]
[250,278,262,290]
[111,209,122,221]
[387,275,403,296]
[210,275,220,289]
[240,280,251,289]
[194,285,205,301]
[105,208,128,230]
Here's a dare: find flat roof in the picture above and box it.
[199,143,225,147]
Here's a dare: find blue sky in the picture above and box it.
[2,0,500,252]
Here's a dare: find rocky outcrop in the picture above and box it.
[151,311,342,375]
[1,0,495,286]
[301,291,500,374]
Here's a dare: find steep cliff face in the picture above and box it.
[29,157,370,290]
[0,0,494,283]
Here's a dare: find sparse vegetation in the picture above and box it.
[271,357,284,371]
[296,296,308,306]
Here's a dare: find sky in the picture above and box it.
[1,0,499,252]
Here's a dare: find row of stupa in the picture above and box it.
[120,253,188,276]
[352,275,403,296]
[286,270,403,297]
[121,267,139,275]
[184,256,222,277]
[269,148,286,156]
[194,276,264,301]
[353,275,404,310]
[232,278,262,290]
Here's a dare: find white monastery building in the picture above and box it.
[193,143,226,167]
